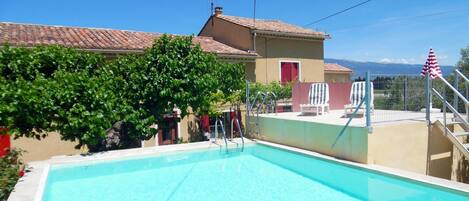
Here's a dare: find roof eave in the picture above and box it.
[253,30,329,40]
[1,44,258,61]
[324,70,353,74]
[217,53,259,60]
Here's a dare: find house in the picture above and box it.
[324,63,353,83]
[199,7,331,84]
[0,9,353,161]
[0,22,258,60]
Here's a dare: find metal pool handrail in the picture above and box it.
[332,98,366,147]
[230,118,245,151]
[266,91,277,115]
[215,118,228,152]
[249,91,266,113]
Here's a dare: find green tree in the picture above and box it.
[246,82,292,102]
[451,45,469,112]
[0,35,246,150]
[0,45,108,140]
[457,46,469,75]
[102,35,231,142]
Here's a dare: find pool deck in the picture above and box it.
[8,139,469,201]
[258,109,446,127]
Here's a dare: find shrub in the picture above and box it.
[0,149,23,201]
[246,82,292,102]
[0,35,247,150]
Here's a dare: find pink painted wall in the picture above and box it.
[292,82,352,112]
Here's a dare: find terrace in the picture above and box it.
[246,72,468,182]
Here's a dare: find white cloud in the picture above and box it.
[398,58,409,64]
[378,58,415,64]
[379,58,392,63]
[438,55,448,60]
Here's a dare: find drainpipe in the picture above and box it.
[252,31,257,52]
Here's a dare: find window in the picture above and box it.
[280,61,299,84]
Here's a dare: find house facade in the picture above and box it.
[199,7,330,84]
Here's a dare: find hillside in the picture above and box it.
[325,58,456,77]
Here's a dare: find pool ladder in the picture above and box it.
[213,118,244,152]
[230,118,245,151]
[246,91,277,137]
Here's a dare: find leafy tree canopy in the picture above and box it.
[0,35,246,150]
[457,46,469,75]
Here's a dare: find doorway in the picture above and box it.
[158,117,178,145]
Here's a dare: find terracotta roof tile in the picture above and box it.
[0,22,257,57]
[216,15,328,39]
[324,63,353,73]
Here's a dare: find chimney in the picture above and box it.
[214,7,223,16]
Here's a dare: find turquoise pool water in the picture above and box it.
[43,144,469,201]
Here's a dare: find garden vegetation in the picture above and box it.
[0,149,23,201]
[0,35,245,151]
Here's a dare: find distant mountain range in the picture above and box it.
[325,58,456,78]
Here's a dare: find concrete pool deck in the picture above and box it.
[257,109,445,127]
[7,139,469,201]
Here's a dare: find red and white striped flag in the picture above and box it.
[420,48,442,79]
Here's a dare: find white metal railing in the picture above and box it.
[246,88,277,136]
[453,69,469,113]
[436,72,469,122]
[427,69,469,160]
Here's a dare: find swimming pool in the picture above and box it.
[42,144,469,201]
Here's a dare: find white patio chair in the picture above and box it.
[300,83,329,115]
[344,81,374,116]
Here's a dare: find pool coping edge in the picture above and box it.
[255,140,469,195]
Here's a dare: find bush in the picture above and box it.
[0,35,246,150]
[246,82,292,102]
[0,149,23,201]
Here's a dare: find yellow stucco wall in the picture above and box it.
[448,123,469,183]
[245,62,257,82]
[254,37,324,84]
[368,120,468,184]
[368,122,430,174]
[11,114,198,163]
[11,132,80,163]
[199,17,326,84]
[325,72,352,83]
[199,17,253,51]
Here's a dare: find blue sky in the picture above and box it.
[1,0,469,65]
